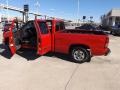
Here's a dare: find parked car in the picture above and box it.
[111,25,120,36]
[75,24,98,31]
[3,19,110,63]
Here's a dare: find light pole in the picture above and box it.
[35,0,40,14]
[34,0,40,19]
[6,0,9,22]
[6,0,12,22]
[77,0,80,26]
[24,0,29,22]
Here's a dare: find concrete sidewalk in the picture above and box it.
[0,29,120,90]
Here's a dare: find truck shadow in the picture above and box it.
[0,44,39,60]
[0,44,12,59]
[16,48,40,60]
[17,49,73,63]
[45,53,73,63]
[0,44,73,62]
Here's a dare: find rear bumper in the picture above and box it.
[105,48,111,56]
[92,48,111,56]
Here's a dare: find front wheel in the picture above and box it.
[70,47,91,63]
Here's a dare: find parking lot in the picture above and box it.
[0,29,120,90]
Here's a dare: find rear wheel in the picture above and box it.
[70,47,91,63]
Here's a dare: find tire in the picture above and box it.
[111,31,114,35]
[110,31,112,34]
[111,31,116,36]
[70,47,91,63]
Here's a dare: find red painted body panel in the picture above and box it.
[8,20,17,55]
[3,19,110,57]
[54,31,109,55]
[51,20,56,52]
[35,20,51,55]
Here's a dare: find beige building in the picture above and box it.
[101,9,120,26]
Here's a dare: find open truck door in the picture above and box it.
[34,20,51,55]
[8,20,21,55]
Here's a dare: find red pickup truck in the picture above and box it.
[3,19,110,63]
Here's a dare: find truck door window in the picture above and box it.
[56,22,65,32]
[46,21,52,33]
[39,22,49,34]
[56,22,60,31]
[60,22,65,30]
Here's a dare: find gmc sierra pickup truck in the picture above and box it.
[3,19,110,63]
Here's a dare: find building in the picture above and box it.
[0,15,14,22]
[0,15,22,29]
[101,9,120,26]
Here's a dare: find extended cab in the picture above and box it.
[3,19,110,63]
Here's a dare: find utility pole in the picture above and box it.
[90,16,93,23]
[34,0,40,19]
[77,0,80,26]
[24,4,29,22]
[24,0,29,22]
[6,0,9,22]
[35,0,40,14]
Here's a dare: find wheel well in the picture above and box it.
[69,44,90,53]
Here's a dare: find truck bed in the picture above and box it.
[61,29,106,35]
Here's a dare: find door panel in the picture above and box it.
[34,20,51,55]
[8,20,21,55]
[40,34,51,55]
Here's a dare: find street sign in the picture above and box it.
[83,16,86,20]
[24,4,29,12]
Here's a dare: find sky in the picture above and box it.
[0,0,120,22]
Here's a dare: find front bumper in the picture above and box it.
[105,48,111,56]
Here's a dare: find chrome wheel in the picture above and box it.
[72,49,85,61]
[70,47,91,63]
